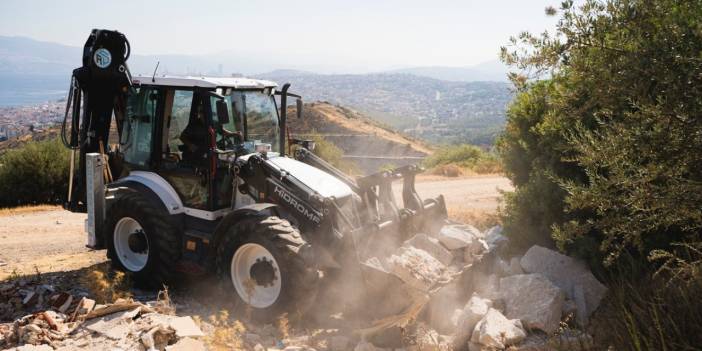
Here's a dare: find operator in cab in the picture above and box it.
[179,102,209,167]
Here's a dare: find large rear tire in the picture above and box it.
[216,215,318,321]
[106,191,180,288]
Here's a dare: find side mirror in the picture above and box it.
[296,98,303,119]
[216,99,230,124]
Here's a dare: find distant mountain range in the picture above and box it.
[0,35,508,80]
[0,35,513,145]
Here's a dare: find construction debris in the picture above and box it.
[0,277,203,351]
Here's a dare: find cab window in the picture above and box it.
[121,87,159,166]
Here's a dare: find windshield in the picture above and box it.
[210,90,279,153]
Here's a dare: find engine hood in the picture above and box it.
[266,156,354,199]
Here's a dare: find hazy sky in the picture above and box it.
[0,0,559,72]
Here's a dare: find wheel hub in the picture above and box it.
[113,217,149,272]
[230,243,282,309]
[250,257,277,287]
[127,230,148,253]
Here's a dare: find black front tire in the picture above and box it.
[215,215,318,321]
[105,191,181,288]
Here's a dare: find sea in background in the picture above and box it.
[0,74,69,106]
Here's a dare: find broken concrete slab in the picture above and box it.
[520,245,607,323]
[84,307,143,340]
[500,274,565,334]
[437,224,482,250]
[404,234,454,266]
[387,246,446,292]
[168,316,204,338]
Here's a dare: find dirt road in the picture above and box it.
[0,175,511,279]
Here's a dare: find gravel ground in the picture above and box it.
[0,175,511,279]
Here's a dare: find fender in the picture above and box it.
[116,171,184,215]
[210,203,279,251]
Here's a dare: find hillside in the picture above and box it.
[288,102,432,174]
[0,127,59,155]
[259,71,512,146]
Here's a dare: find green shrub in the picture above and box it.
[500,0,702,266]
[499,0,702,347]
[423,144,501,174]
[0,138,70,207]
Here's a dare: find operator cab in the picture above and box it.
[117,75,280,212]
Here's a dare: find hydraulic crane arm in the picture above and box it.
[63,29,132,212]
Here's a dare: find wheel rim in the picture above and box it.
[230,243,282,309]
[113,217,149,272]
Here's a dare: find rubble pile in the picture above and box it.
[0,224,607,350]
[360,224,606,351]
[0,280,204,351]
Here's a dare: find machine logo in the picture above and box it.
[273,185,321,224]
[93,48,112,69]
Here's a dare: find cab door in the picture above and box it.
[157,89,212,210]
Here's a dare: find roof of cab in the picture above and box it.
[131,75,278,89]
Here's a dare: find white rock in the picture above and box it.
[470,308,526,349]
[453,295,493,346]
[387,246,446,292]
[520,245,608,323]
[404,234,454,266]
[500,274,565,334]
[438,224,482,250]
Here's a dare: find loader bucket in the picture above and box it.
[294,149,460,328]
